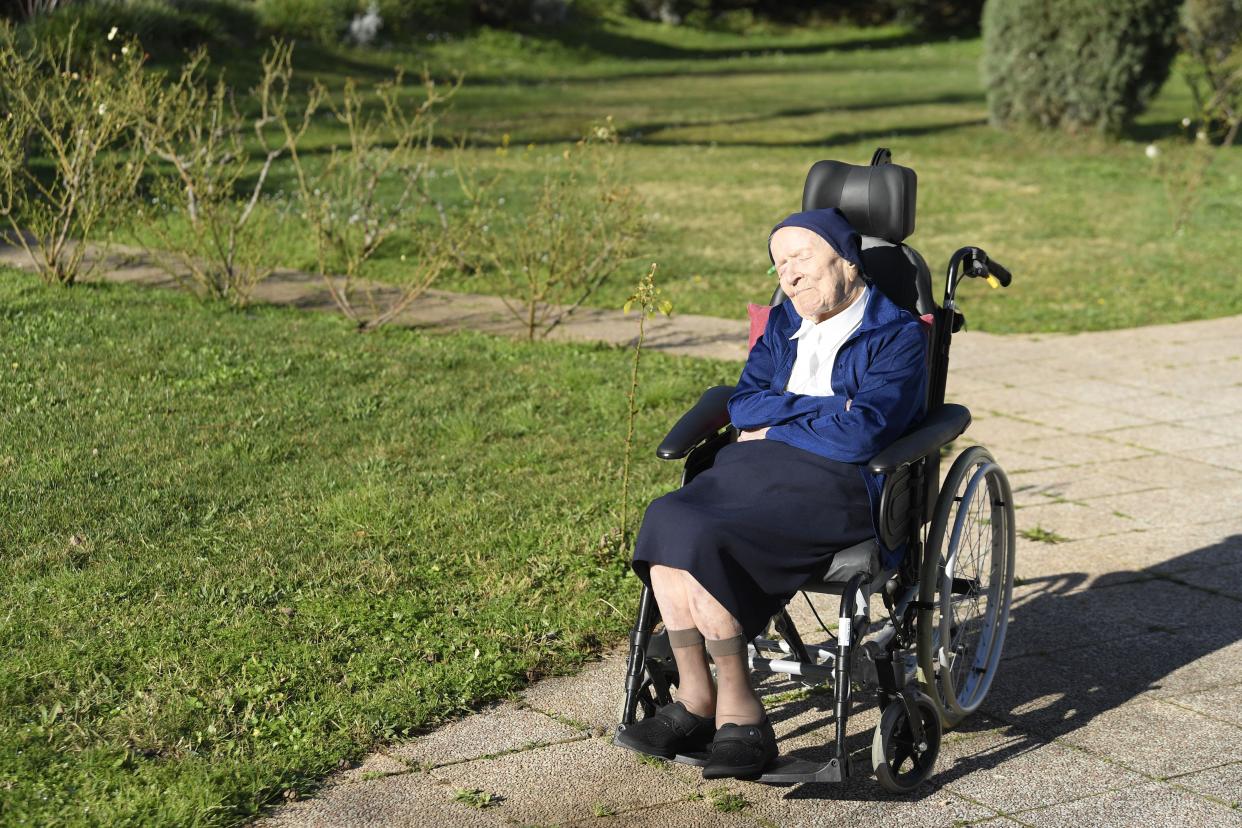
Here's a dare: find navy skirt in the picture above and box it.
[631,438,874,641]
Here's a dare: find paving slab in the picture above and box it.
[252,768,506,828]
[1005,468,1159,504]
[1168,561,1242,602]
[1013,780,1242,827]
[520,653,628,733]
[430,737,698,826]
[934,725,1145,815]
[740,783,999,828]
[1056,698,1242,780]
[1018,403,1158,435]
[1182,442,1242,473]
[1170,761,1242,808]
[1169,682,1242,728]
[387,703,589,769]
[562,798,757,827]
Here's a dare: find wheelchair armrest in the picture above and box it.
[868,403,971,474]
[656,385,735,460]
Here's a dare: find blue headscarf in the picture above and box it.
[768,207,863,271]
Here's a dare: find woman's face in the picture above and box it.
[770,226,862,323]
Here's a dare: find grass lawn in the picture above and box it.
[0,266,737,824]
[124,16,1242,334]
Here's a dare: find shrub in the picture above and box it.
[1181,0,1242,141]
[887,0,983,31]
[255,0,355,44]
[0,21,153,285]
[135,43,308,306]
[483,117,645,340]
[981,0,1181,136]
[376,0,473,36]
[284,68,481,330]
[19,0,258,58]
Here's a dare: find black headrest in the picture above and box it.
[801,159,917,243]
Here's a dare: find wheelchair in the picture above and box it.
[616,148,1018,793]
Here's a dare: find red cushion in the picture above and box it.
[747,303,772,350]
[747,304,932,350]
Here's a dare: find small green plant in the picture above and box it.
[636,752,666,767]
[452,787,497,809]
[706,786,748,813]
[0,21,153,285]
[484,116,645,340]
[136,42,309,306]
[592,801,616,817]
[618,262,672,542]
[1019,525,1069,544]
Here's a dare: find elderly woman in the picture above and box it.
[614,208,928,779]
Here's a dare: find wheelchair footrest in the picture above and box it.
[671,750,709,767]
[757,756,844,785]
[671,752,845,785]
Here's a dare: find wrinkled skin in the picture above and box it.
[769,225,864,324]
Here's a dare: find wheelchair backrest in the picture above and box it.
[770,152,942,526]
[770,155,935,319]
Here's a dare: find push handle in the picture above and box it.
[961,247,1013,288]
[986,257,1013,288]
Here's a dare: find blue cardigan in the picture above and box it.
[727,289,929,567]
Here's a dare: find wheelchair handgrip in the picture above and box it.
[987,257,1013,287]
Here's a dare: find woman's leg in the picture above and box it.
[649,565,715,716]
[681,572,765,727]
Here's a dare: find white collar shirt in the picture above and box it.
[783,286,870,396]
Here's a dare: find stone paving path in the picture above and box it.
[6,245,1241,826]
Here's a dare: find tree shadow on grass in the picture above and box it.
[527,21,966,64]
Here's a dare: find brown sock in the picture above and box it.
[666,627,715,717]
[706,635,764,726]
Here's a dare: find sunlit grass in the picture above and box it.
[121,16,1242,334]
[0,268,737,824]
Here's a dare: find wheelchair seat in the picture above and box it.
[801,538,891,599]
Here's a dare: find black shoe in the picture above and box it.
[702,718,778,779]
[612,701,716,759]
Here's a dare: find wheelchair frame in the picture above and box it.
[617,239,1017,790]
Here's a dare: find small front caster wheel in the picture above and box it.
[871,692,942,794]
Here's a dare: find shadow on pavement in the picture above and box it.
[758,534,1242,800]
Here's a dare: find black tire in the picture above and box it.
[871,692,942,794]
[916,446,1016,728]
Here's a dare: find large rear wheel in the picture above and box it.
[916,446,1016,727]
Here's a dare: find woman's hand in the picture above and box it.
[737,427,770,442]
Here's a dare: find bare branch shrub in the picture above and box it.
[135,42,312,306]
[484,117,645,340]
[0,21,152,285]
[283,69,481,331]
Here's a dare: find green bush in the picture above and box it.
[887,0,983,31]
[21,0,257,57]
[982,0,1181,136]
[255,0,355,43]
[377,0,473,35]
